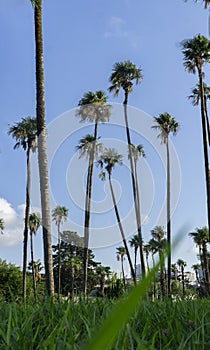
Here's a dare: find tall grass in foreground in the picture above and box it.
[0,298,209,349]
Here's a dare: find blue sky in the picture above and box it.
[0,0,209,276]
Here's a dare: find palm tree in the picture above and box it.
[76,133,102,295]
[96,265,111,297]
[189,227,210,293]
[8,116,37,300]
[116,246,126,290]
[152,113,179,296]
[129,144,146,276]
[31,0,54,296]
[67,256,81,299]
[52,206,68,295]
[151,226,167,298]
[109,61,146,277]
[143,243,151,273]
[192,263,201,285]
[177,259,187,296]
[76,90,111,295]
[188,82,210,145]
[98,148,136,284]
[29,212,42,301]
[148,238,159,299]
[129,234,139,278]
[184,1,210,9]
[0,219,4,234]
[181,34,210,237]
[171,263,178,281]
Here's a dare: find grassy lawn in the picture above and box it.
[0,298,209,350]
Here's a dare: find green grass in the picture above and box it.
[0,298,209,349]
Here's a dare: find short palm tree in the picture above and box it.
[129,234,139,278]
[0,219,4,234]
[143,243,151,273]
[177,259,187,296]
[188,82,210,145]
[171,263,178,281]
[192,263,201,284]
[29,212,42,301]
[8,116,37,300]
[151,226,167,298]
[52,205,68,295]
[181,34,210,237]
[152,113,179,296]
[96,265,111,297]
[116,246,126,290]
[98,148,136,284]
[67,256,82,299]
[189,227,210,293]
[76,90,111,295]
[76,134,102,295]
[109,61,146,277]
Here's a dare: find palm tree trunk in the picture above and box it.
[159,251,166,298]
[109,174,136,284]
[204,95,210,146]
[83,119,99,295]
[134,247,137,278]
[57,223,61,296]
[198,69,210,239]
[181,267,185,296]
[166,140,171,296]
[30,232,37,301]
[202,243,210,294]
[22,146,31,300]
[123,95,146,277]
[121,257,126,290]
[34,0,54,296]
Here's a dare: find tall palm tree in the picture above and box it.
[177,259,187,296]
[98,148,136,284]
[76,134,102,295]
[188,82,210,145]
[116,246,126,290]
[0,219,4,234]
[8,116,37,300]
[181,34,210,238]
[129,234,139,278]
[192,263,201,285]
[151,226,167,298]
[152,113,179,296]
[52,206,68,295]
[29,212,42,301]
[109,60,146,277]
[31,0,54,296]
[189,227,210,293]
[76,91,111,295]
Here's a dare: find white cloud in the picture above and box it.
[0,198,25,246]
[104,16,138,48]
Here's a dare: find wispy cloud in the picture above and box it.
[104,16,138,48]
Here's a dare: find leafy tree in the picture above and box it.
[177,259,187,296]
[98,148,136,284]
[152,113,179,295]
[30,0,54,297]
[61,231,84,248]
[116,247,126,290]
[151,226,167,298]
[189,227,210,293]
[8,116,37,300]
[29,212,41,301]
[52,206,68,296]
[181,34,210,236]
[76,133,102,295]
[0,259,22,302]
[109,61,146,277]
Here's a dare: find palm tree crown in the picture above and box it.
[152,113,179,144]
[8,116,37,151]
[52,206,68,227]
[76,90,111,124]
[0,219,4,232]
[29,213,42,235]
[98,148,123,178]
[108,60,143,102]
[181,34,210,73]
